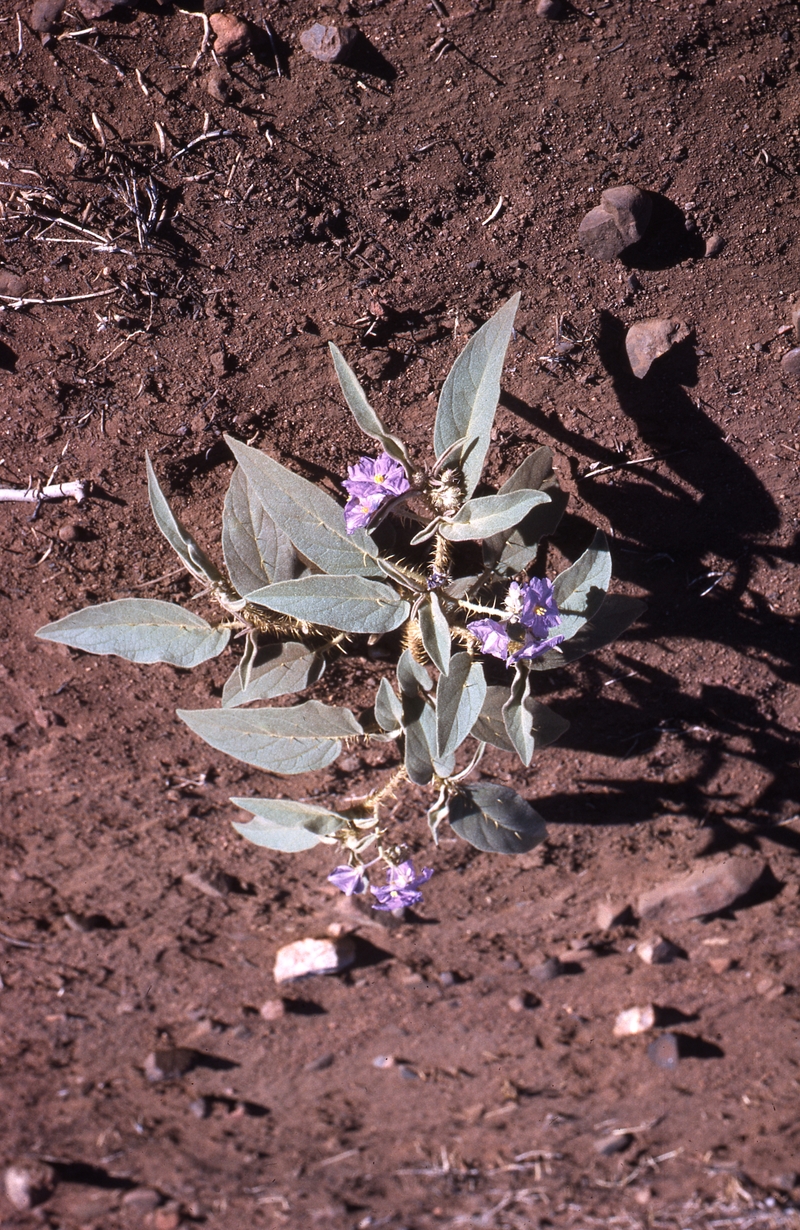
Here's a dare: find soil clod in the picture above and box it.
[210,12,255,60]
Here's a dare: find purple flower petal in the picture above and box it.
[344,491,386,534]
[327,865,367,895]
[509,632,565,664]
[519,576,561,638]
[343,453,410,499]
[370,860,433,911]
[467,618,510,661]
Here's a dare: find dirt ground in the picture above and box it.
[1,0,800,1226]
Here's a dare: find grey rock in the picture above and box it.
[305,1052,334,1072]
[647,1032,679,1072]
[704,233,725,257]
[536,0,564,16]
[4,1162,55,1211]
[76,0,133,16]
[299,22,358,64]
[274,935,356,983]
[189,1097,211,1119]
[578,205,628,261]
[529,956,563,982]
[259,998,286,1021]
[780,346,800,378]
[144,1047,198,1082]
[121,1188,162,1211]
[601,185,652,246]
[637,857,766,923]
[210,12,255,60]
[594,1132,633,1155]
[637,936,681,966]
[625,317,690,378]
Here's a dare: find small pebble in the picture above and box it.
[299,22,358,64]
[647,1032,679,1072]
[305,1052,335,1072]
[76,0,133,16]
[144,1047,198,1082]
[704,233,725,257]
[529,956,563,983]
[210,12,254,60]
[708,956,734,974]
[29,0,65,34]
[613,1005,656,1037]
[183,868,235,899]
[57,522,83,543]
[189,1096,210,1120]
[398,1064,421,1081]
[637,936,680,966]
[205,67,232,104]
[625,318,690,378]
[780,346,800,378]
[439,970,457,986]
[372,1054,395,1068]
[273,936,356,983]
[508,992,539,1012]
[594,1132,633,1156]
[260,998,285,1021]
[536,0,564,16]
[791,306,800,342]
[596,900,630,930]
[4,1162,55,1211]
[121,1188,161,1212]
[154,1211,181,1230]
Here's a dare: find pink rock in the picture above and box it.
[637,857,766,923]
[578,205,627,261]
[600,184,652,246]
[625,317,690,378]
[210,12,254,60]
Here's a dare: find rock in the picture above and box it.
[154,1211,181,1230]
[209,347,228,377]
[210,12,254,60]
[183,868,235,899]
[595,900,631,930]
[594,1132,633,1156]
[637,857,766,923]
[637,936,681,966]
[205,67,232,104]
[189,1096,210,1119]
[0,270,29,298]
[273,935,356,983]
[122,1188,162,1212]
[704,233,725,257]
[708,956,734,974]
[780,346,800,378]
[438,970,457,986]
[508,992,539,1012]
[305,1052,334,1072]
[578,185,651,260]
[372,1054,395,1068]
[76,0,134,17]
[578,205,628,261]
[647,1032,679,1072]
[757,977,787,1000]
[4,1161,55,1211]
[57,522,83,543]
[144,1047,198,1082]
[613,1005,656,1037]
[536,0,564,16]
[600,185,652,246]
[29,0,64,34]
[792,306,800,342]
[625,317,691,378]
[529,956,563,982]
[259,998,286,1021]
[299,22,358,64]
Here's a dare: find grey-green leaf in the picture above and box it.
[246,575,409,635]
[502,667,535,766]
[329,343,412,469]
[448,783,547,855]
[552,529,612,640]
[375,677,403,732]
[418,592,451,675]
[527,594,645,671]
[402,694,437,786]
[436,651,487,759]
[222,640,325,708]
[434,294,520,497]
[177,700,362,774]
[36,599,230,668]
[231,797,344,850]
[397,648,433,696]
[484,447,568,573]
[472,685,569,754]
[146,454,224,585]
[222,465,300,596]
[225,436,381,577]
[440,489,549,542]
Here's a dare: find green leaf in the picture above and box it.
[402,694,437,786]
[146,454,224,585]
[246,575,409,635]
[440,489,549,543]
[375,677,403,732]
[527,594,646,671]
[231,797,344,850]
[36,599,230,668]
[471,686,516,752]
[552,530,613,641]
[397,648,433,696]
[329,343,412,470]
[222,640,325,708]
[225,436,381,577]
[448,783,547,855]
[484,447,568,573]
[502,666,535,766]
[434,294,520,497]
[177,700,363,774]
[222,466,300,596]
[436,652,487,758]
[418,592,451,675]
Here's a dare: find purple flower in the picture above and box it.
[509,632,565,664]
[468,618,510,661]
[328,865,367,896]
[343,452,410,500]
[344,491,386,533]
[519,576,561,639]
[371,860,433,911]
[427,570,449,591]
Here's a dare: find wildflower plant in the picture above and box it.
[37,296,644,910]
